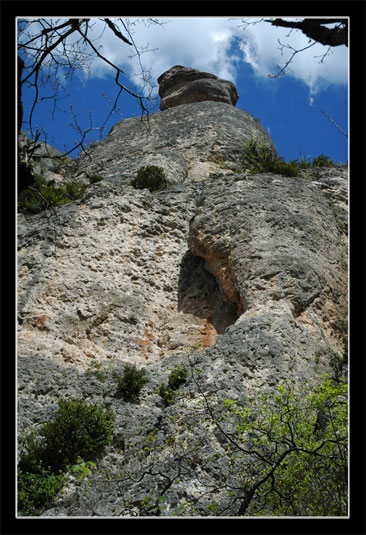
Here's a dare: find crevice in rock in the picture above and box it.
[178,251,239,337]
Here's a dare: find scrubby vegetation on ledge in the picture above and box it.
[18,173,88,214]
[240,138,341,178]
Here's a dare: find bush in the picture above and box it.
[113,363,149,402]
[265,157,302,177]
[240,139,301,177]
[18,467,65,516]
[158,383,176,407]
[131,166,168,193]
[311,154,334,167]
[18,174,88,214]
[240,139,276,174]
[168,365,188,389]
[19,399,115,474]
[40,399,114,472]
[158,365,188,407]
[18,399,114,515]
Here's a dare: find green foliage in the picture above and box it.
[312,153,334,167]
[240,139,335,178]
[18,173,88,214]
[266,157,303,177]
[70,457,96,482]
[113,363,149,402]
[158,383,176,407]
[19,400,114,474]
[240,139,275,174]
[131,165,168,193]
[18,466,65,516]
[158,365,188,407]
[87,360,106,382]
[18,399,114,515]
[240,139,301,177]
[168,365,188,389]
[222,376,348,516]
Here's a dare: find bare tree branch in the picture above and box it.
[321,110,348,138]
[103,18,133,45]
[265,19,348,47]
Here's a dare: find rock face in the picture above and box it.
[17,67,348,517]
[73,65,269,184]
[76,101,275,184]
[158,65,239,110]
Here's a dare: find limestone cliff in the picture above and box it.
[17,66,348,517]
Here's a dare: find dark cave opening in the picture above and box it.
[178,251,239,335]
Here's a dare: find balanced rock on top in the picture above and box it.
[158,65,239,111]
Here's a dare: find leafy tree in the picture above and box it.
[19,399,115,474]
[219,377,348,515]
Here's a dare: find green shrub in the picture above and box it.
[158,383,176,407]
[131,165,168,193]
[311,154,334,167]
[19,399,115,474]
[240,139,274,174]
[168,365,188,390]
[266,157,302,177]
[40,399,114,472]
[18,467,65,516]
[240,139,301,177]
[18,174,88,214]
[18,399,114,515]
[113,363,149,402]
[158,365,188,407]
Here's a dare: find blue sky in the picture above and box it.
[19,17,348,164]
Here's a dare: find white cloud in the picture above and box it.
[36,17,347,100]
[235,18,348,98]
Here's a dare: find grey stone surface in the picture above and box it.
[18,131,74,183]
[75,101,275,182]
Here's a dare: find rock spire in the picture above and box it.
[158,65,239,111]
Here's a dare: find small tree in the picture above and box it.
[113,363,149,402]
[223,378,347,515]
[19,399,115,474]
[129,369,348,516]
[18,399,115,515]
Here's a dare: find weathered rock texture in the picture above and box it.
[17,68,348,517]
[76,101,275,184]
[158,65,239,110]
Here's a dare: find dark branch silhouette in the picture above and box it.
[266,19,348,47]
[17,18,164,192]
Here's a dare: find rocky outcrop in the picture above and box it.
[158,65,239,110]
[17,67,348,517]
[76,100,275,184]
[18,131,73,186]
